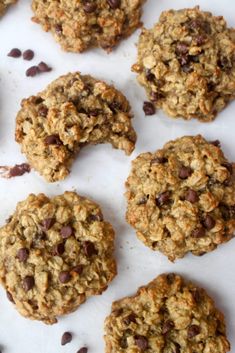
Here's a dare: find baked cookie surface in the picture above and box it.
[15,72,136,182]
[0,191,116,324]
[104,273,230,353]
[0,0,17,17]
[125,135,235,261]
[31,0,145,52]
[132,7,235,121]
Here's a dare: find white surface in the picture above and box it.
[0,0,235,352]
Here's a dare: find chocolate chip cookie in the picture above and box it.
[31,0,145,52]
[0,191,116,324]
[104,273,230,353]
[15,72,136,182]
[132,7,235,121]
[125,135,235,261]
[0,0,17,17]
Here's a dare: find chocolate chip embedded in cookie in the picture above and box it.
[125,135,235,261]
[15,71,136,182]
[104,273,230,353]
[0,0,17,17]
[0,191,116,324]
[31,0,146,52]
[132,7,235,121]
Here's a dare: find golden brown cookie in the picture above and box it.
[132,7,235,121]
[15,72,136,182]
[31,0,146,52]
[0,0,17,17]
[0,191,116,324]
[125,135,235,261]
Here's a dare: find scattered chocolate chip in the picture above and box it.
[83,1,97,12]
[54,243,65,256]
[44,134,62,145]
[8,48,21,58]
[137,196,148,205]
[143,101,156,115]
[191,289,201,303]
[162,320,175,334]
[222,162,233,174]
[22,276,35,291]
[203,215,215,230]
[176,42,188,55]
[195,35,206,46]
[191,227,206,238]
[9,163,31,177]
[109,101,122,112]
[87,213,103,222]
[55,24,63,35]
[23,49,34,61]
[60,225,73,238]
[166,273,175,284]
[34,97,44,104]
[61,332,72,346]
[178,166,192,179]
[77,348,88,353]
[59,271,71,284]
[41,218,55,231]
[173,342,181,353]
[107,0,120,9]
[72,265,83,275]
[38,61,52,73]
[210,139,221,147]
[185,189,199,203]
[145,69,155,81]
[135,335,148,351]
[123,313,136,325]
[17,248,29,262]
[188,324,201,338]
[182,64,193,73]
[156,191,170,206]
[151,156,168,164]
[150,91,164,102]
[83,241,97,257]
[26,66,40,77]
[6,291,15,303]
[38,105,48,117]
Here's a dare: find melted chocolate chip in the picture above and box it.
[83,1,97,12]
[162,320,175,334]
[107,0,121,9]
[41,218,55,231]
[59,271,71,284]
[54,243,65,256]
[178,166,192,179]
[123,313,136,325]
[191,227,206,238]
[55,24,63,35]
[135,335,148,351]
[17,248,29,262]
[145,69,155,81]
[6,291,15,303]
[83,241,97,257]
[151,157,168,164]
[23,276,35,291]
[188,324,201,338]
[38,105,48,117]
[44,134,62,145]
[60,225,73,238]
[156,191,170,206]
[203,215,215,230]
[72,265,83,275]
[191,289,201,303]
[185,189,199,203]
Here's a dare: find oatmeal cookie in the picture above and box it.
[125,135,235,261]
[31,0,145,53]
[0,191,116,324]
[132,7,235,121]
[15,72,136,182]
[0,0,17,17]
[104,273,230,353]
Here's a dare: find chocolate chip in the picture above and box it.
[61,332,72,346]
[173,342,181,353]
[60,225,73,238]
[23,276,35,291]
[77,348,88,353]
[166,274,175,284]
[136,196,148,205]
[6,291,15,303]
[41,218,55,231]
[59,271,71,284]
[7,48,21,58]
[185,189,199,203]
[188,324,201,338]
[44,134,62,145]
[54,243,65,256]
[195,35,206,46]
[191,227,206,238]
[135,335,148,351]
[145,69,155,81]
[162,320,175,334]
[87,213,103,222]
[222,162,233,174]
[107,0,120,9]
[38,105,48,117]
[72,265,83,274]
[156,191,170,206]
[176,42,188,55]
[150,91,164,102]
[210,140,221,147]
[23,49,34,61]
[34,97,44,104]
[143,101,156,115]
[9,163,31,177]
[17,248,29,262]
[83,241,97,257]
[203,215,215,230]
[182,64,193,73]
[151,157,168,164]
[26,66,40,77]
[109,101,122,112]
[191,289,201,303]
[38,61,52,73]
[55,24,63,35]
[83,1,97,13]
[178,166,192,179]
[123,313,136,325]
